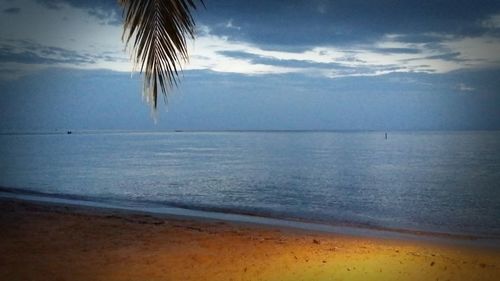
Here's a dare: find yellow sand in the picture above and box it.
[0,199,498,281]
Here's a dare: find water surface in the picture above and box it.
[1,131,499,237]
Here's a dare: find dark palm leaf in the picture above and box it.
[119,0,202,109]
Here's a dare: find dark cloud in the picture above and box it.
[400,52,478,64]
[3,7,21,14]
[87,8,121,26]
[0,51,90,65]
[30,0,500,48]
[389,34,449,44]
[0,47,94,65]
[217,50,406,75]
[35,0,63,9]
[199,0,500,47]
[217,50,351,69]
[36,0,117,11]
[0,40,125,65]
[425,52,464,62]
[36,0,121,25]
[370,47,422,54]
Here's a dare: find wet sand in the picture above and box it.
[0,198,499,281]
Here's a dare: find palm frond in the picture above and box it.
[119,0,202,109]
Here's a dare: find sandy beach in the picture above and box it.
[0,198,499,281]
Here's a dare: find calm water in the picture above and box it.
[1,131,499,237]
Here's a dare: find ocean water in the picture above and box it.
[1,131,499,237]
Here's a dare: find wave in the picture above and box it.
[2,185,500,249]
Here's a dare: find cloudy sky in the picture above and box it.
[1,0,500,131]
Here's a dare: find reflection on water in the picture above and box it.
[1,131,499,236]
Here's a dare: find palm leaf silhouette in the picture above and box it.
[119,0,203,109]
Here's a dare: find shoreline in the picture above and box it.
[1,186,499,249]
[1,197,499,281]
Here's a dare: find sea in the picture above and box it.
[1,131,499,239]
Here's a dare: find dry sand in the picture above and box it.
[0,199,499,281]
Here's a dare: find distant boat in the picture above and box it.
[67,131,72,135]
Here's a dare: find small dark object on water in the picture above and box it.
[385,132,388,139]
[430,261,435,266]
[313,239,320,244]
[67,131,72,135]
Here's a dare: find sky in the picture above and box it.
[0,0,499,131]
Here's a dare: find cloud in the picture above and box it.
[36,0,121,25]
[0,49,92,65]
[457,83,475,92]
[443,36,500,67]
[0,40,95,65]
[35,0,63,9]
[0,39,130,80]
[1,0,498,80]
[184,27,500,77]
[3,7,21,14]
[481,13,500,29]
[0,0,132,77]
[424,52,464,62]
[215,50,406,77]
[224,19,241,30]
[217,50,349,69]
[370,47,422,54]
[197,0,500,48]
[387,33,451,44]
